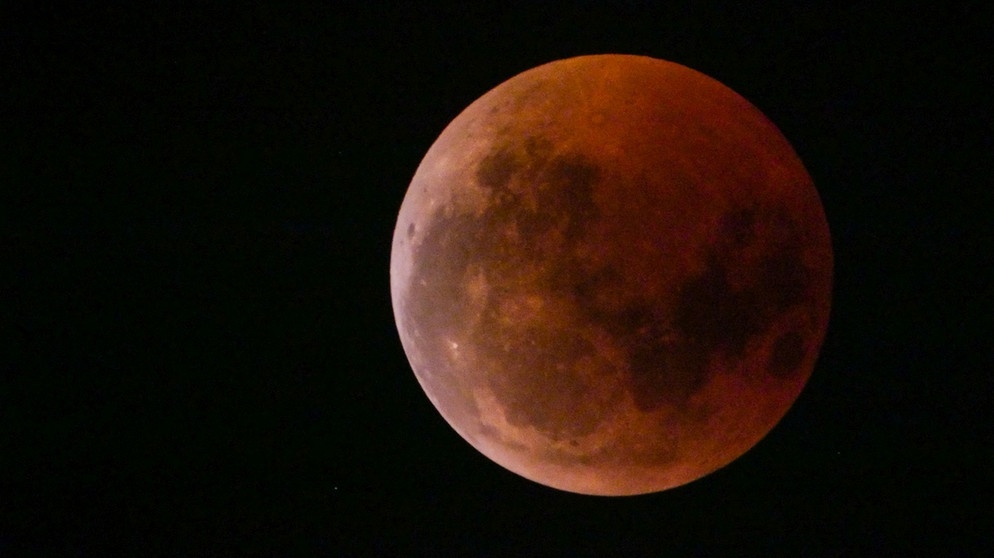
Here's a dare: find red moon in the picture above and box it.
[390,55,832,496]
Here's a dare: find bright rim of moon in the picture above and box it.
[390,54,832,496]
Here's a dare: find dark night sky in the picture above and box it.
[3,3,990,555]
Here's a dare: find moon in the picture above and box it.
[390,54,832,496]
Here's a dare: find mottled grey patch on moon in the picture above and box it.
[467,140,817,416]
[614,204,815,412]
[405,135,607,441]
[476,145,518,192]
[481,325,606,439]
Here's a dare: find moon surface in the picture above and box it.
[390,55,832,496]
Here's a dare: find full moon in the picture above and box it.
[390,55,832,496]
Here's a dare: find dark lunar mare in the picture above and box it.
[405,135,817,440]
[405,136,606,440]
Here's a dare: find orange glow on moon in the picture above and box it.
[391,55,832,495]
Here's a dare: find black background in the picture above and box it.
[4,2,990,555]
